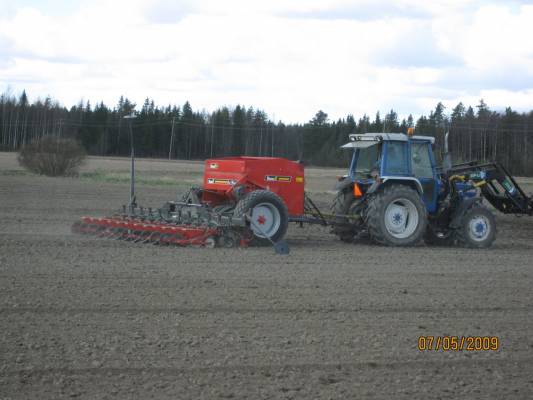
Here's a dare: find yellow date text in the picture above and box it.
[417,336,499,351]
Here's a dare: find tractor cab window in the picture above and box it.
[411,142,433,178]
[383,141,408,175]
[354,143,381,178]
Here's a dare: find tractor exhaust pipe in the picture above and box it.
[443,131,452,173]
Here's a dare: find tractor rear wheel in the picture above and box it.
[365,185,427,246]
[456,204,496,248]
[233,190,289,246]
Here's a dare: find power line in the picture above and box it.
[0,119,282,132]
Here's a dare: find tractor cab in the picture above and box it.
[341,132,440,213]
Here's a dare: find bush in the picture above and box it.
[17,136,86,176]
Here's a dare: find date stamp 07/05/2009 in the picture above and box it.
[418,336,500,352]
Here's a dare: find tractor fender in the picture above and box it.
[334,176,353,192]
[375,177,424,195]
[449,197,482,229]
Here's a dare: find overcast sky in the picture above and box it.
[0,0,532,122]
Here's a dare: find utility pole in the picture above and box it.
[271,125,274,157]
[259,127,263,156]
[168,116,175,160]
[210,123,214,157]
[271,114,276,157]
[124,113,137,209]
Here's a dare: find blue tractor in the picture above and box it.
[332,131,532,247]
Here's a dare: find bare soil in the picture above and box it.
[1,152,533,399]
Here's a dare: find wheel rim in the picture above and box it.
[384,198,420,239]
[468,215,490,242]
[251,202,281,238]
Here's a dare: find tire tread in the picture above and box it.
[456,204,496,248]
[365,185,427,246]
[233,190,289,246]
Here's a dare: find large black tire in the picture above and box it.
[456,204,496,248]
[331,190,358,242]
[365,185,427,246]
[233,190,289,246]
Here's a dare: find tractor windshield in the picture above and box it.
[354,144,381,178]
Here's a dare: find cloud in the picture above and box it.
[279,0,430,21]
[372,22,463,68]
[461,5,533,71]
[435,66,533,93]
[0,0,532,122]
[143,0,198,23]
[467,89,533,112]
[0,34,14,68]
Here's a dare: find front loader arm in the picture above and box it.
[448,161,532,215]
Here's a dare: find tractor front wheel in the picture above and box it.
[365,185,427,246]
[233,190,289,246]
[456,205,496,248]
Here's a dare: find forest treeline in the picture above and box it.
[1,90,532,175]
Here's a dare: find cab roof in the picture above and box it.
[341,132,435,149]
